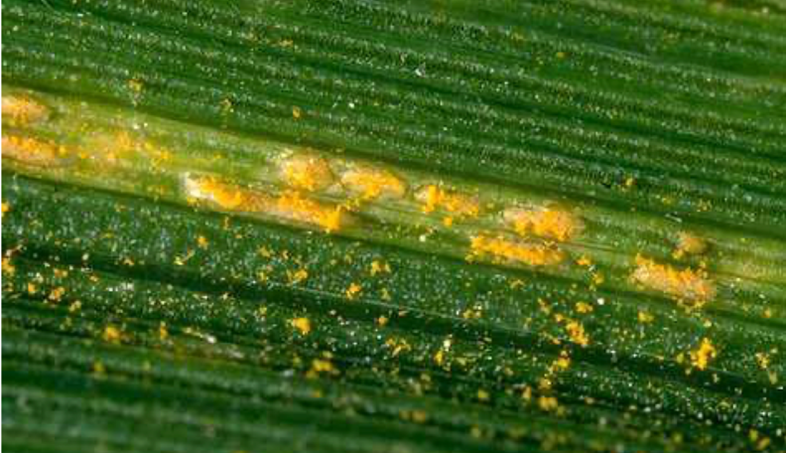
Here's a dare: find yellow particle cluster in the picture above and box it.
[341,166,406,200]
[345,282,362,300]
[469,234,564,266]
[103,325,122,344]
[370,260,391,276]
[637,311,655,323]
[689,337,717,371]
[504,206,583,242]
[1,94,49,126]
[416,185,480,217]
[291,317,312,335]
[279,153,334,192]
[631,255,716,303]
[564,320,590,347]
[575,302,593,314]
[275,191,344,233]
[538,395,559,412]
[2,135,67,167]
[184,174,250,210]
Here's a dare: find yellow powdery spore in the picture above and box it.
[279,153,334,192]
[291,317,312,335]
[504,206,583,242]
[631,255,716,304]
[340,165,406,200]
[345,283,362,300]
[184,174,250,210]
[689,338,718,371]
[1,94,49,126]
[276,191,344,233]
[2,135,68,167]
[416,185,480,218]
[564,320,590,347]
[469,234,564,266]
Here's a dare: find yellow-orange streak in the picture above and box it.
[632,255,716,303]
[469,234,563,266]
[504,206,583,242]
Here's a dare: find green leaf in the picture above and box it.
[3,1,785,452]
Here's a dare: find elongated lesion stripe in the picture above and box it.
[3,88,783,314]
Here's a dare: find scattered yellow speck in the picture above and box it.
[287,269,309,285]
[197,235,209,249]
[340,165,406,200]
[509,278,526,289]
[306,358,338,378]
[504,206,583,242]
[127,78,144,93]
[689,337,717,371]
[279,153,334,192]
[477,389,490,402]
[575,301,593,314]
[632,255,716,304]
[377,316,389,326]
[564,320,590,347]
[345,282,362,300]
[521,386,533,401]
[576,255,593,267]
[538,395,559,412]
[48,287,66,302]
[103,325,122,343]
[292,106,302,119]
[442,216,454,227]
[291,317,312,335]
[93,361,107,375]
[434,349,445,366]
[755,352,771,370]
[637,311,655,323]
[469,234,563,266]
[68,300,82,313]
[1,257,15,276]
[1,202,10,217]
[370,260,391,276]
[385,337,412,356]
[159,322,169,341]
[27,282,37,294]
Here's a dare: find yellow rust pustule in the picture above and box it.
[631,255,716,304]
[2,94,49,126]
[503,206,583,242]
[278,152,334,192]
[416,184,480,218]
[2,135,69,167]
[340,165,407,201]
[275,190,345,233]
[469,234,564,266]
[184,174,255,210]
[689,338,717,371]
